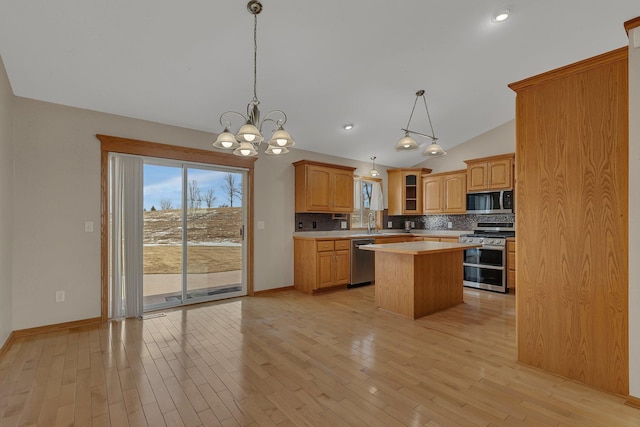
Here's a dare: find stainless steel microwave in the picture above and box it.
[466,190,514,214]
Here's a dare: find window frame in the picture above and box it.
[351,176,383,230]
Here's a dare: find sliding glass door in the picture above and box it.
[142,160,247,311]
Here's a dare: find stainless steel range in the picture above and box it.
[458,222,515,293]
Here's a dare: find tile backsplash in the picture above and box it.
[294,211,515,232]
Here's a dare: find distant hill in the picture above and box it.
[144,207,242,245]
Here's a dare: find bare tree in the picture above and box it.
[160,198,173,210]
[203,188,216,208]
[187,179,201,210]
[222,173,242,207]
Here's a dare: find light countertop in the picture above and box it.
[292,230,470,239]
[359,241,481,255]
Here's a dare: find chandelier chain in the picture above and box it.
[253,12,258,102]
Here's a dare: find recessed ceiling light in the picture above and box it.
[343,124,354,130]
[492,8,510,23]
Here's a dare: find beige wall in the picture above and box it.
[629,26,639,399]
[10,96,391,330]
[0,56,14,345]
[412,120,515,172]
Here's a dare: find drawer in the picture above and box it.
[334,240,351,251]
[316,241,335,252]
[507,251,516,269]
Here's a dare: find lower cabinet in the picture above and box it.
[507,238,516,291]
[294,238,351,294]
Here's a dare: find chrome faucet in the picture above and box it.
[367,211,376,234]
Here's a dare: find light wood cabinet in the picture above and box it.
[294,238,351,294]
[509,48,628,395]
[422,170,466,214]
[387,168,431,215]
[464,154,514,192]
[507,238,515,291]
[294,160,356,213]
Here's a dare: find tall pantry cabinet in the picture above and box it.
[509,48,628,395]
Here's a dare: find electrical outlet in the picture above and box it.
[55,291,65,302]
[341,221,347,229]
[257,221,265,230]
[410,221,415,228]
[298,221,303,229]
[387,221,392,228]
[447,222,453,229]
[312,221,317,229]
[84,221,94,232]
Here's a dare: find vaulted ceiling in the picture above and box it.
[0,1,637,167]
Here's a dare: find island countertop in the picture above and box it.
[359,241,481,255]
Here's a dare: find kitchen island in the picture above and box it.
[360,241,481,319]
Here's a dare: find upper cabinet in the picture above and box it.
[294,160,356,213]
[422,170,467,214]
[464,153,514,191]
[387,168,431,216]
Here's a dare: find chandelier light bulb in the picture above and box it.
[271,147,283,155]
[221,141,234,148]
[276,138,287,146]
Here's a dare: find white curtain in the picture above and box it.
[354,179,362,210]
[370,181,384,211]
[109,154,144,319]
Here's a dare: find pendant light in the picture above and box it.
[213,1,295,157]
[369,156,380,177]
[394,90,446,157]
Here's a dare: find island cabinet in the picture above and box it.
[294,238,350,294]
[464,153,514,192]
[507,238,515,291]
[387,168,431,216]
[422,170,467,214]
[294,160,356,213]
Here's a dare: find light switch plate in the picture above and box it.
[257,221,265,230]
[341,221,347,229]
[388,221,392,228]
[84,221,94,232]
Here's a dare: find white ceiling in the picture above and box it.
[0,1,637,167]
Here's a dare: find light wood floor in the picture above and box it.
[1,287,639,427]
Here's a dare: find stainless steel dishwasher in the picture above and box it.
[350,238,375,287]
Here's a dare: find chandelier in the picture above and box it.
[394,90,446,157]
[213,1,294,157]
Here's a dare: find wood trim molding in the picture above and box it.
[253,286,295,296]
[463,152,514,165]
[626,396,640,410]
[98,134,256,316]
[0,332,16,360]
[624,16,640,35]
[291,159,356,172]
[97,134,257,169]
[13,317,101,338]
[508,47,628,92]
